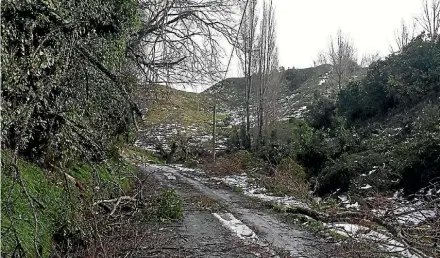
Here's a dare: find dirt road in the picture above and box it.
[139,164,322,258]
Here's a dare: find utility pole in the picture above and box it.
[212,102,217,162]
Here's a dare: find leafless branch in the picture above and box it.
[415,0,440,41]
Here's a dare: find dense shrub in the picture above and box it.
[338,35,440,123]
[315,100,440,196]
[400,141,440,194]
[385,35,440,106]
[295,129,331,177]
[1,0,140,161]
[262,120,332,177]
[388,104,440,194]
[262,158,310,199]
[308,93,337,129]
[338,63,394,122]
[203,150,256,176]
[317,151,387,195]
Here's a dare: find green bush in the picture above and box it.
[337,35,440,123]
[235,150,253,169]
[308,93,337,129]
[261,120,331,177]
[399,142,440,194]
[157,189,183,222]
[317,151,386,195]
[385,36,440,106]
[338,63,393,122]
[389,112,440,194]
[295,129,331,177]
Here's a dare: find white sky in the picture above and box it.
[274,0,420,69]
[183,0,423,92]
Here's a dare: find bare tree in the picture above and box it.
[314,51,327,67]
[237,0,258,150]
[256,0,279,146]
[392,19,415,52]
[415,0,440,41]
[360,52,381,68]
[263,68,281,134]
[317,30,358,90]
[128,0,241,158]
[129,0,239,87]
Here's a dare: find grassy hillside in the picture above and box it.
[135,85,232,158]
[138,65,348,130]
[140,85,215,128]
[204,65,334,118]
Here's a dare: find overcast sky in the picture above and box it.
[274,0,420,69]
[187,0,422,92]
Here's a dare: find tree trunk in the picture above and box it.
[212,104,217,162]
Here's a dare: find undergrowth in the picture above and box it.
[1,151,71,257]
[156,189,183,222]
[1,149,138,257]
[121,145,164,165]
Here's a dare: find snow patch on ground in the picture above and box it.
[219,174,310,209]
[164,173,177,180]
[326,222,420,258]
[386,189,437,226]
[395,206,436,226]
[213,212,258,240]
[136,122,229,154]
[360,184,372,190]
[345,202,360,209]
[338,195,349,204]
[292,106,308,118]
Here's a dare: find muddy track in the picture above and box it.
[140,164,323,258]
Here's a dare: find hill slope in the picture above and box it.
[135,65,343,155]
[204,65,335,120]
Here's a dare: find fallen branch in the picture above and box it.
[93,196,137,205]
[284,205,432,257]
[93,196,137,215]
